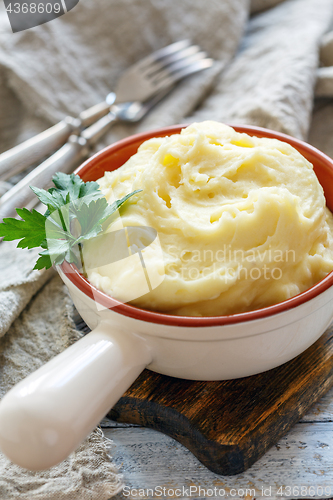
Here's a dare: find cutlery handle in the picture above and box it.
[0,94,116,182]
[0,117,80,182]
[81,111,118,146]
[0,136,89,221]
[0,323,151,470]
[79,101,111,128]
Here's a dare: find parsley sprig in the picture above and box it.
[0,172,141,271]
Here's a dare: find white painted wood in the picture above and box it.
[104,421,333,500]
[100,386,333,499]
[300,387,333,422]
[100,418,138,428]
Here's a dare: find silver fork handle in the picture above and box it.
[0,97,115,183]
[81,111,117,145]
[0,112,119,222]
[79,100,111,128]
[0,137,88,221]
[0,117,80,182]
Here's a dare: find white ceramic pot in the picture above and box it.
[0,124,333,471]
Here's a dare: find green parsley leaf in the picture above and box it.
[99,189,142,225]
[50,172,102,205]
[0,208,46,249]
[31,173,103,216]
[29,186,64,213]
[0,172,142,271]
[72,198,110,244]
[33,253,52,271]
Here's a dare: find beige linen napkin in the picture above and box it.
[309,20,333,159]
[0,0,333,498]
[190,0,333,139]
[0,246,123,499]
[0,0,249,152]
[316,30,333,96]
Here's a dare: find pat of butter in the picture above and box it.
[83,121,333,316]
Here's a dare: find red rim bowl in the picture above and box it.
[60,123,333,327]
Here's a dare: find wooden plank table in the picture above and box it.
[101,386,333,500]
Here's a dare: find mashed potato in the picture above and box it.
[83,121,333,316]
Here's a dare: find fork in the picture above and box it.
[0,40,213,183]
[0,47,213,221]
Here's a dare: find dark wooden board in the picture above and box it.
[107,326,333,476]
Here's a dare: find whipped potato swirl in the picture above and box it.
[83,121,333,316]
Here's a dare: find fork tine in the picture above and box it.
[152,51,210,81]
[150,58,215,93]
[152,39,193,61]
[133,40,192,70]
[0,39,215,182]
[158,44,202,66]
[171,58,215,81]
[141,45,202,75]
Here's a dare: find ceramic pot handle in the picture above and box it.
[0,323,151,470]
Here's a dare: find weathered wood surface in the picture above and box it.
[106,328,333,477]
[103,420,333,500]
[102,384,333,500]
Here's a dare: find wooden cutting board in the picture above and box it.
[107,326,333,476]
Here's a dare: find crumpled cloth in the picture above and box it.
[309,26,333,160]
[0,0,333,498]
[0,248,123,499]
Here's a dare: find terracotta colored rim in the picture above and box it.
[60,123,333,327]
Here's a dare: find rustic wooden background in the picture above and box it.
[101,385,333,500]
